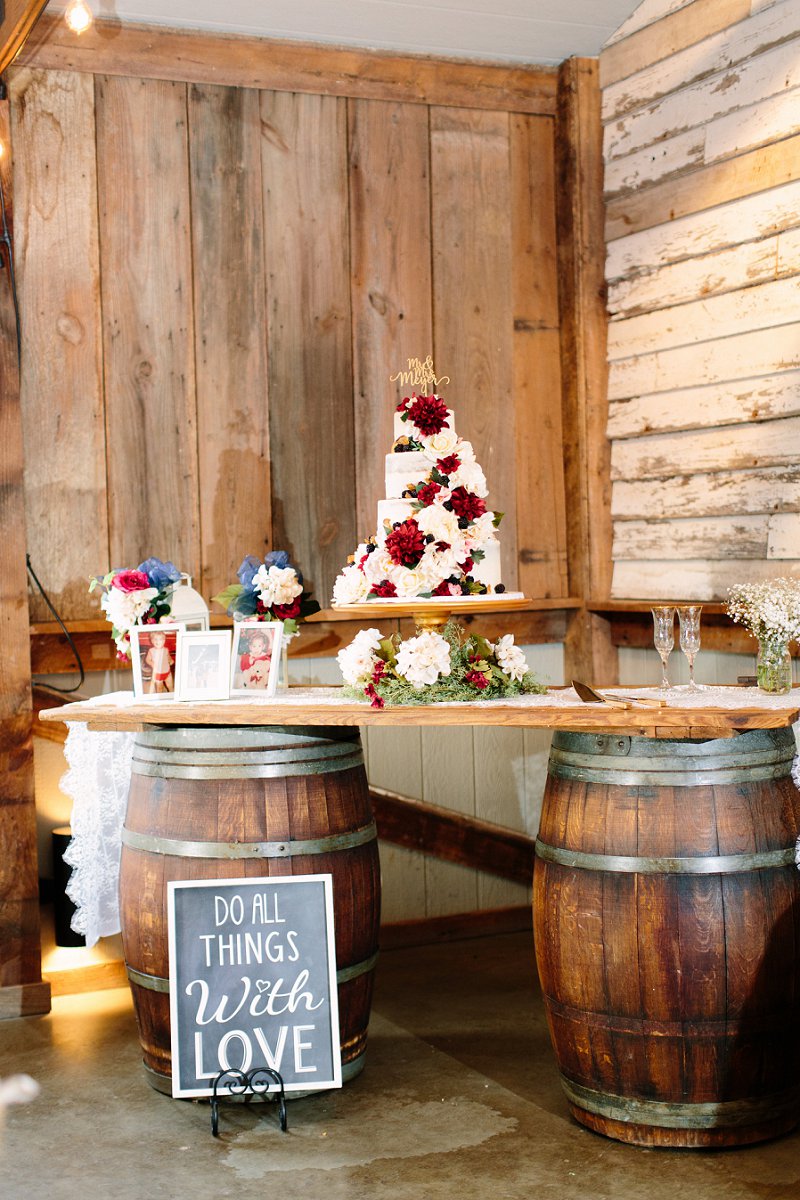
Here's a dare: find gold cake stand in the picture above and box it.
[330,593,529,632]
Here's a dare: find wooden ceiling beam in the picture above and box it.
[17,12,558,114]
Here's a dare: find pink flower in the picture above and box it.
[111,569,151,593]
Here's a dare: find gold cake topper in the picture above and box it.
[389,355,450,393]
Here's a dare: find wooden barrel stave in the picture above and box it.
[533,728,800,1147]
[119,726,381,1091]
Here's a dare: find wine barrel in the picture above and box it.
[533,726,800,1148]
[119,725,380,1094]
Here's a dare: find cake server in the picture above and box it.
[572,680,666,708]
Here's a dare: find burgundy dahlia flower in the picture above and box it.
[385,519,426,567]
[408,395,449,437]
[450,487,486,521]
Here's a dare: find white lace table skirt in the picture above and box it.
[61,722,135,946]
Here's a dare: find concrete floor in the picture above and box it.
[1,931,799,1200]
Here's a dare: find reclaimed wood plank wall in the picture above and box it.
[601,0,800,599]
[7,29,575,928]
[9,53,569,620]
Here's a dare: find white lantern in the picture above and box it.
[164,574,209,631]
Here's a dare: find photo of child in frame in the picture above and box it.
[230,621,282,695]
[130,626,183,700]
[175,630,232,702]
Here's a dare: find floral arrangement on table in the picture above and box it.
[332,392,503,604]
[212,551,320,635]
[89,557,183,661]
[727,577,800,693]
[337,619,545,707]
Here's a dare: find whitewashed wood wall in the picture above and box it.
[602,0,800,599]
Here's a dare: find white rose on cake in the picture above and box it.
[495,634,528,682]
[421,428,459,460]
[337,627,382,685]
[389,564,435,598]
[332,563,370,605]
[395,630,452,687]
[253,564,303,607]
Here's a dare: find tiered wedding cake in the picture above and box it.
[333,361,504,604]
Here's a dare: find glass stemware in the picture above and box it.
[651,606,675,691]
[677,605,703,691]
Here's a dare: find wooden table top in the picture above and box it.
[39,687,800,740]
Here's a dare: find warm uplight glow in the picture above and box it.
[64,0,94,34]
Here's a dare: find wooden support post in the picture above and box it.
[0,96,50,1018]
[555,57,617,686]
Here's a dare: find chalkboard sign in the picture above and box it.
[167,875,341,1098]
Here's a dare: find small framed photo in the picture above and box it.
[230,620,283,696]
[176,630,232,702]
[130,625,185,701]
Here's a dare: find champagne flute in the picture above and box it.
[677,605,703,691]
[651,606,675,692]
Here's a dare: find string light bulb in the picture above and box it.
[64,0,94,34]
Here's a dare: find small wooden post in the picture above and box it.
[0,94,50,1018]
[555,57,617,686]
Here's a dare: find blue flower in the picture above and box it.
[137,557,181,590]
[236,555,263,593]
[264,550,290,570]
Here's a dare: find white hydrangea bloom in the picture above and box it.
[495,634,528,682]
[450,457,488,498]
[332,564,370,605]
[421,542,459,585]
[253,564,303,607]
[102,585,158,632]
[464,511,498,550]
[337,627,383,685]
[395,631,452,688]
[362,547,396,586]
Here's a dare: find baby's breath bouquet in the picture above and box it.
[727,577,800,693]
[337,619,545,707]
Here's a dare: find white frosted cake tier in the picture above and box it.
[385,451,436,499]
[377,498,415,535]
